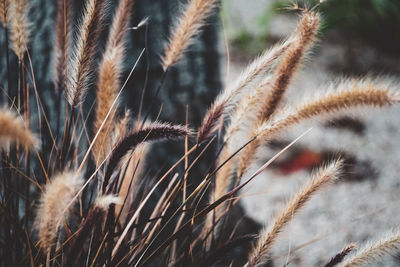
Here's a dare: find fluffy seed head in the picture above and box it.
[9,0,29,60]
[248,160,342,266]
[0,108,38,149]
[34,172,83,252]
[340,231,400,267]
[162,0,217,70]
[0,0,9,27]
[93,0,134,166]
[68,0,105,106]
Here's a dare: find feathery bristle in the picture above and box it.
[34,172,83,252]
[103,123,190,191]
[68,0,106,106]
[197,101,225,144]
[0,108,38,149]
[231,11,320,180]
[9,0,29,60]
[340,231,400,267]
[258,10,320,123]
[256,78,397,142]
[325,244,356,267]
[208,9,321,226]
[0,0,9,27]
[161,0,217,70]
[247,160,342,266]
[53,0,71,93]
[197,35,294,143]
[92,0,134,166]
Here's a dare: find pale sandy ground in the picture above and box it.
[224,2,400,266]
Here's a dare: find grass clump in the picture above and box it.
[0,0,399,266]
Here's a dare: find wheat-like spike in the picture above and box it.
[236,10,320,181]
[256,79,397,142]
[9,0,29,60]
[340,231,400,267]
[67,0,106,106]
[258,11,320,121]
[247,160,342,267]
[197,37,293,143]
[198,11,316,144]
[53,0,71,93]
[0,0,9,27]
[34,172,83,252]
[161,0,217,70]
[0,108,38,149]
[92,0,134,166]
[238,77,396,180]
[325,244,356,267]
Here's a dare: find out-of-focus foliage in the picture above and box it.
[278,0,400,54]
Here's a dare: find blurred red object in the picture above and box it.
[277,150,322,174]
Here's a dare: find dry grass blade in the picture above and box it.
[0,0,9,27]
[68,0,106,106]
[0,108,38,148]
[161,0,217,70]
[9,0,29,60]
[247,159,342,267]
[34,172,83,252]
[92,0,135,166]
[340,231,400,267]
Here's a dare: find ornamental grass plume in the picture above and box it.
[247,159,342,267]
[0,108,37,148]
[255,78,398,144]
[9,0,29,60]
[34,172,83,252]
[161,0,218,70]
[68,0,106,106]
[92,0,135,166]
[340,231,400,267]
[237,10,320,180]
[0,0,9,27]
[1,2,400,266]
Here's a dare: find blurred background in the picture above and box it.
[222,0,400,266]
